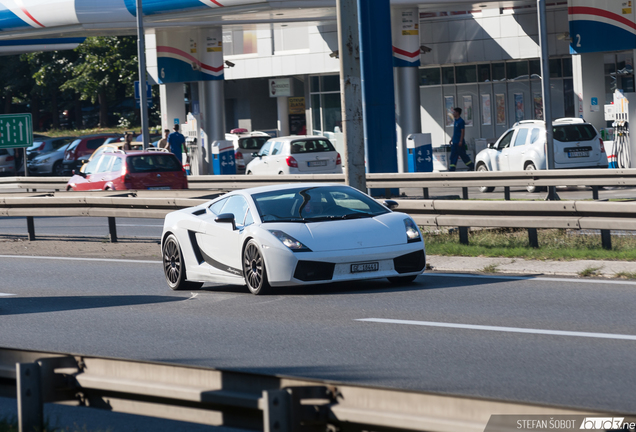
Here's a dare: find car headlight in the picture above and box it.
[404,218,421,243]
[39,157,50,164]
[268,230,312,252]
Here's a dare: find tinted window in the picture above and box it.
[67,139,81,151]
[87,138,106,150]
[290,139,335,154]
[238,136,269,150]
[220,195,250,227]
[498,130,514,149]
[52,139,69,149]
[513,129,529,147]
[27,141,44,151]
[258,141,273,156]
[553,124,597,142]
[127,154,182,173]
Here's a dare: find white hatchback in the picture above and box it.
[245,136,342,175]
[224,130,271,174]
[475,118,608,192]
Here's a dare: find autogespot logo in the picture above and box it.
[580,417,625,429]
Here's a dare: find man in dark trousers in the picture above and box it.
[449,107,474,171]
[168,124,187,166]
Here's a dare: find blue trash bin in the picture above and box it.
[406,133,433,173]
[212,140,237,175]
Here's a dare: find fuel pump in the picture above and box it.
[181,112,201,175]
[610,90,631,169]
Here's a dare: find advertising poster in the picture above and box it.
[496,94,506,125]
[481,94,492,125]
[445,96,455,127]
[533,93,544,120]
[514,93,524,122]
[463,95,473,127]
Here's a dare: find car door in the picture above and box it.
[267,141,285,173]
[506,127,530,171]
[199,195,252,278]
[248,141,273,174]
[493,130,515,171]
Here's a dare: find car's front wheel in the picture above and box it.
[388,275,418,285]
[162,234,203,291]
[243,239,270,295]
[52,161,64,176]
[476,164,495,193]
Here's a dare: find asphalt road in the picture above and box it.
[2,255,636,417]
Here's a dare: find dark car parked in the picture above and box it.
[62,134,120,175]
[26,137,74,161]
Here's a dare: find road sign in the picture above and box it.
[134,81,152,100]
[0,113,33,149]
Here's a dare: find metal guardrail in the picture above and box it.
[0,347,608,432]
[0,192,634,249]
[2,168,636,199]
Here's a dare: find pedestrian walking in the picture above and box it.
[158,129,170,149]
[168,124,189,166]
[449,107,474,171]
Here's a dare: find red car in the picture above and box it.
[62,133,121,175]
[66,150,188,191]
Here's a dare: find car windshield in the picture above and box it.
[253,186,389,223]
[27,141,44,151]
[127,154,182,173]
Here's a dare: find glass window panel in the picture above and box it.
[506,61,529,80]
[562,58,573,77]
[529,60,541,78]
[420,68,441,86]
[310,76,320,92]
[442,66,455,84]
[492,63,505,81]
[478,64,491,82]
[513,128,529,147]
[321,75,340,92]
[549,59,562,77]
[456,65,477,83]
[322,94,342,133]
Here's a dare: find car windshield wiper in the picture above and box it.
[261,215,307,223]
[341,212,375,219]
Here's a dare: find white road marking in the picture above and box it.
[0,255,161,264]
[0,293,15,296]
[427,273,636,286]
[356,318,636,341]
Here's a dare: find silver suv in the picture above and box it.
[225,130,271,174]
[475,118,608,192]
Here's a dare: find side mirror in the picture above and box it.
[215,213,236,230]
[487,142,495,149]
[252,152,261,158]
[383,200,399,210]
[72,170,86,178]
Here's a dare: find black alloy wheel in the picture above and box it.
[243,239,270,295]
[163,234,203,291]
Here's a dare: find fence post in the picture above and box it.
[601,230,612,250]
[17,362,43,432]
[528,228,539,248]
[504,186,511,201]
[462,187,468,200]
[592,186,599,200]
[263,389,291,432]
[423,187,429,199]
[26,217,35,241]
[108,217,118,243]
[459,227,469,245]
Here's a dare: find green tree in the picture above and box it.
[61,36,138,127]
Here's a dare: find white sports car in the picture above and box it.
[161,183,426,294]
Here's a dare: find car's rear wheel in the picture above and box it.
[525,163,545,193]
[243,239,270,295]
[52,161,64,176]
[388,275,418,284]
[163,234,203,291]
[477,164,495,193]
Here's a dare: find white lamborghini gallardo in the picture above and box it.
[161,183,426,294]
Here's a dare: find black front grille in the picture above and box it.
[294,261,335,282]
[393,250,425,274]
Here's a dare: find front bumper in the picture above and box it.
[263,242,426,287]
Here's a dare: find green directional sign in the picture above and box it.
[0,113,33,149]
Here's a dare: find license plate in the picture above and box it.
[351,262,379,273]
[567,151,589,158]
[148,186,171,190]
[308,160,327,167]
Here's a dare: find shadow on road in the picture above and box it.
[0,295,183,315]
